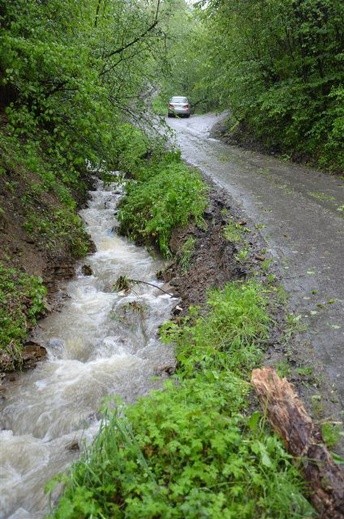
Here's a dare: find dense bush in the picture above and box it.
[118,152,207,256]
[186,0,344,171]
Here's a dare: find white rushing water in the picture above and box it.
[0,178,177,518]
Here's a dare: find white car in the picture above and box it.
[167,96,191,118]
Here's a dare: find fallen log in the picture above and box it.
[251,367,344,519]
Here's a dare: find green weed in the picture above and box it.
[266,273,277,284]
[276,360,292,379]
[308,192,336,202]
[296,366,314,378]
[255,223,266,230]
[321,422,343,449]
[235,248,250,263]
[161,281,270,376]
[311,395,324,418]
[178,236,196,273]
[260,258,272,272]
[118,155,207,257]
[223,221,249,243]
[0,263,47,359]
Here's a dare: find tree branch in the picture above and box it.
[100,45,149,77]
[102,0,161,62]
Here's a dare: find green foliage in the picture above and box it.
[0,0,170,180]
[151,96,168,116]
[191,0,344,171]
[321,422,343,449]
[109,123,152,173]
[50,280,314,518]
[224,221,250,244]
[23,210,89,258]
[118,154,207,256]
[161,281,270,376]
[0,263,47,353]
[155,1,220,113]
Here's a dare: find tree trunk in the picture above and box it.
[251,367,344,518]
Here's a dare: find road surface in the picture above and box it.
[168,113,344,414]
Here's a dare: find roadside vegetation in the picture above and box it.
[157,0,344,172]
[118,151,207,257]
[49,279,315,518]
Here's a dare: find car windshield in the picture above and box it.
[170,97,188,103]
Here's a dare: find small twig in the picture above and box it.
[131,278,172,295]
[113,275,172,295]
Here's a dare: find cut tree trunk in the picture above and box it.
[251,367,344,519]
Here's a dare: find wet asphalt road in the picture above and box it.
[167,114,344,411]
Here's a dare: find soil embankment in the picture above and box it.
[0,166,94,373]
[0,169,93,291]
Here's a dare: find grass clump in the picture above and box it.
[321,422,343,449]
[223,221,250,244]
[161,281,270,377]
[49,280,314,518]
[178,236,196,273]
[118,152,207,257]
[0,263,46,361]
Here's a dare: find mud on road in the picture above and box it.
[167,113,344,438]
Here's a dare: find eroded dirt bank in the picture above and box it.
[0,167,95,373]
[0,169,94,291]
[161,187,247,310]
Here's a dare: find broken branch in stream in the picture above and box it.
[113,275,172,296]
[251,367,344,518]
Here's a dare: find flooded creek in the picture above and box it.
[0,178,177,518]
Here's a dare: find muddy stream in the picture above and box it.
[0,178,177,518]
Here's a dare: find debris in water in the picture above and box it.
[113,275,173,296]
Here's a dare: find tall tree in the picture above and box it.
[195,0,344,170]
[0,0,165,175]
